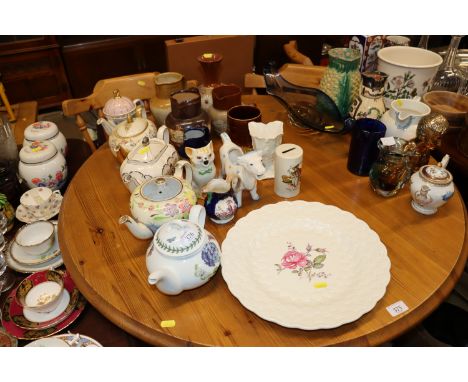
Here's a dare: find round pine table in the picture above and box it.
[58,95,468,346]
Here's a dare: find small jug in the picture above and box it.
[381,98,431,140]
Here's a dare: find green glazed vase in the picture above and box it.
[320,48,362,117]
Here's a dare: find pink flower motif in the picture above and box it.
[178,200,191,213]
[281,250,308,269]
[391,76,404,89]
[56,171,63,181]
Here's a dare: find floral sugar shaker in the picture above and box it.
[410,155,454,215]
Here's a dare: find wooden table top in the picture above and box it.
[58,95,468,346]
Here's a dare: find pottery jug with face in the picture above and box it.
[119,160,197,239]
[409,155,454,215]
[120,126,179,193]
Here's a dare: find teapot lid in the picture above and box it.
[140,176,182,202]
[24,121,59,141]
[419,164,453,185]
[116,115,148,138]
[154,219,205,257]
[103,89,135,117]
[126,137,167,164]
[19,140,58,164]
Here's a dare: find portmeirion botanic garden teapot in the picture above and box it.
[106,114,158,163]
[100,89,147,132]
[119,160,197,239]
[145,205,221,295]
[381,97,431,140]
[120,126,179,193]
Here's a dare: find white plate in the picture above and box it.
[15,195,62,224]
[25,337,70,347]
[23,290,70,323]
[221,201,391,330]
[10,225,61,265]
[5,221,63,273]
[26,333,103,347]
[55,333,103,347]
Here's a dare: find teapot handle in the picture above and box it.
[157,125,170,144]
[174,160,193,185]
[133,99,147,119]
[188,204,206,229]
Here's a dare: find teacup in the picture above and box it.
[16,270,64,314]
[20,188,62,219]
[227,105,262,149]
[14,220,55,256]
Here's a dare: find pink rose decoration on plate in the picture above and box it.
[281,250,308,269]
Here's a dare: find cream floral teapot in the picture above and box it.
[106,114,158,163]
[145,205,221,295]
[119,160,197,239]
[120,126,179,193]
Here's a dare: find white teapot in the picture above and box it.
[145,205,221,295]
[99,89,146,133]
[381,97,431,140]
[106,114,158,163]
[120,126,179,193]
[410,155,454,215]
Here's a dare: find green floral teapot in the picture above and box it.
[119,160,197,239]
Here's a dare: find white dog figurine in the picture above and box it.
[185,141,216,195]
[225,150,265,208]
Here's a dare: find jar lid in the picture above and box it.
[103,89,135,117]
[419,164,453,185]
[140,176,182,202]
[127,137,167,164]
[19,141,57,164]
[24,121,59,141]
[116,116,148,138]
[154,219,205,257]
[170,89,201,119]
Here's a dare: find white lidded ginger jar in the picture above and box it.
[23,121,67,157]
[19,141,67,191]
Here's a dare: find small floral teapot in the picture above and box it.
[120,127,179,193]
[119,160,197,239]
[100,89,146,131]
[106,114,158,163]
[410,155,454,215]
[145,205,221,295]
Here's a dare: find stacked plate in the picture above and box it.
[1,270,86,341]
[5,220,63,273]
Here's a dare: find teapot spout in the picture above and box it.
[119,215,153,240]
[97,118,116,136]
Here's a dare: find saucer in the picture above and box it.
[23,289,70,323]
[55,333,103,347]
[9,271,80,330]
[10,223,61,265]
[5,221,63,273]
[0,327,18,347]
[15,195,62,224]
[1,272,86,340]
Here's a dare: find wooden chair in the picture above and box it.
[62,72,159,152]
